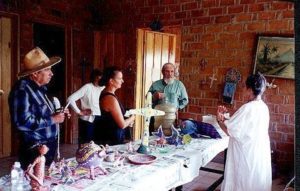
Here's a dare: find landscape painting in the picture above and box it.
[253,36,295,79]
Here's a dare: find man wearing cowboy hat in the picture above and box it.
[8,47,70,170]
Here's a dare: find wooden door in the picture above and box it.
[93,31,127,101]
[0,17,12,157]
[134,29,176,140]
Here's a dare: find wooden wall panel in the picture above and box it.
[94,32,126,69]
[144,32,154,96]
[93,31,127,102]
[134,29,144,140]
[161,35,170,65]
[107,33,115,67]
[0,18,4,157]
[169,36,176,65]
[153,33,162,82]
[0,17,3,156]
[0,17,11,157]
[115,34,125,67]
[93,32,101,68]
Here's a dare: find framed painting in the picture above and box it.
[253,36,295,79]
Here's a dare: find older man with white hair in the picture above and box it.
[148,63,188,125]
[148,62,188,109]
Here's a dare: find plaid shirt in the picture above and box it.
[8,78,57,144]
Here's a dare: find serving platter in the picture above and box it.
[128,154,157,165]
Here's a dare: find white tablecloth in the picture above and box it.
[0,137,229,191]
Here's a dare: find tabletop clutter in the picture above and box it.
[0,114,227,191]
[1,131,191,191]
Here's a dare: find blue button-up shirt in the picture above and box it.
[148,79,189,109]
[8,78,57,144]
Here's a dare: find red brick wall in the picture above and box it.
[100,0,295,173]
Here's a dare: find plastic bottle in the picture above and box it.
[10,161,24,191]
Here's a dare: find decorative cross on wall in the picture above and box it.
[266,79,277,89]
[125,92,165,154]
[199,58,207,71]
[209,73,217,88]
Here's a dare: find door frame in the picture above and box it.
[134,29,177,140]
[0,11,19,157]
[30,18,74,143]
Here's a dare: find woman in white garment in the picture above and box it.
[67,69,104,145]
[217,73,271,191]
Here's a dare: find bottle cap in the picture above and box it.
[14,161,21,168]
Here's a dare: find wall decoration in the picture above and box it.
[266,79,278,89]
[223,68,241,104]
[253,36,294,79]
[209,73,217,88]
[149,18,163,31]
[125,58,136,74]
[199,58,207,71]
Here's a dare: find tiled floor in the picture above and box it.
[0,144,289,191]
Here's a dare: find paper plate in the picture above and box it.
[128,154,157,165]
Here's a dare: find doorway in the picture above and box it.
[33,23,66,140]
[134,29,177,140]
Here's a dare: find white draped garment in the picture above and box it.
[222,100,272,191]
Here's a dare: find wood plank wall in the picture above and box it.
[0,17,11,157]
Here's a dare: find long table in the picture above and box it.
[0,137,228,191]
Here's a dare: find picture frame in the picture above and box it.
[253,36,295,79]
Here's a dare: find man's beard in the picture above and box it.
[164,78,174,84]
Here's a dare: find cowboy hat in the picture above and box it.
[18,47,61,77]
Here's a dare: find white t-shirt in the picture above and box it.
[67,83,104,122]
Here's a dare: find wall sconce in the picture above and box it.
[125,58,136,74]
